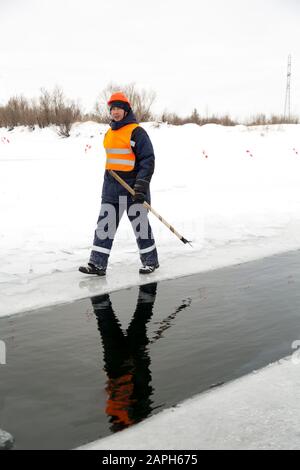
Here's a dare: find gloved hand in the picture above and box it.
[132,179,148,203]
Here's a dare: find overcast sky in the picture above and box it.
[0,0,299,119]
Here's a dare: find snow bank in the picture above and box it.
[1,123,300,317]
[78,355,300,450]
[0,428,14,450]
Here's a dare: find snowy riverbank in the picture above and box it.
[1,122,300,317]
[78,355,300,450]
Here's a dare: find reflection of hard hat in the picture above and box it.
[107,92,131,112]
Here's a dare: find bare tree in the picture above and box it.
[36,87,82,136]
[5,96,27,128]
[57,102,82,137]
[38,88,52,127]
[95,82,156,122]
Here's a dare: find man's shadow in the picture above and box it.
[91,283,158,433]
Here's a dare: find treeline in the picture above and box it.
[0,84,156,135]
[160,110,299,126]
[0,87,82,136]
[244,113,299,126]
[160,109,237,126]
[0,84,298,135]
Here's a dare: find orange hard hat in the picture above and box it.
[107,91,131,107]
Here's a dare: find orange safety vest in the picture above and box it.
[103,123,139,172]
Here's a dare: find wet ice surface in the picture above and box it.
[0,249,300,449]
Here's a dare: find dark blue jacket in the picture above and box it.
[101,110,155,203]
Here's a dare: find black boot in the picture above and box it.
[79,263,106,276]
[139,263,159,275]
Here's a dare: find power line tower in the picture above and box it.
[284,54,291,120]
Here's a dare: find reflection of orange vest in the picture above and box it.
[104,123,139,172]
[105,373,135,426]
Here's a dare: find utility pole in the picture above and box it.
[284,54,291,121]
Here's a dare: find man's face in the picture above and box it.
[110,106,126,122]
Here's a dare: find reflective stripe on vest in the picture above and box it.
[104,123,139,171]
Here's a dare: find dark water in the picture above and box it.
[1,249,300,449]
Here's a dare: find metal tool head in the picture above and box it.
[181,237,193,247]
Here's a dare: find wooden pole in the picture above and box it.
[109,170,192,246]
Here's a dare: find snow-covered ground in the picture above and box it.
[1,122,300,317]
[1,122,300,450]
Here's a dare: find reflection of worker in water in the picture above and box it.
[91,283,157,432]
